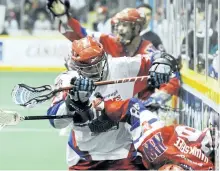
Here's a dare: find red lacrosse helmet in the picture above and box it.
[111,8,146,26]
[71,36,108,81]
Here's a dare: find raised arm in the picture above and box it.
[46,0,105,42]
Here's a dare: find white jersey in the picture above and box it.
[48,55,151,166]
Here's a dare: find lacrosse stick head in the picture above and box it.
[11,84,53,108]
[0,110,22,130]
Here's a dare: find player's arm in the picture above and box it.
[46,0,87,41]
[128,52,180,101]
[47,72,76,129]
[46,71,94,129]
[53,76,97,128]
[139,52,181,106]
[149,53,181,105]
[46,0,104,42]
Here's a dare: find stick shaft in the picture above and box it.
[24,115,73,120]
[94,75,149,86]
[58,75,150,91]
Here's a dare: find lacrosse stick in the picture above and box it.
[0,109,74,130]
[12,76,149,108]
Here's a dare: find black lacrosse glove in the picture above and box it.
[148,53,178,89]
[46,0,70,18]
[65,76,96,113]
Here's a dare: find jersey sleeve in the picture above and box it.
[47,71,79,129]
[59,16,121,56]
[135,55,152,76]
[148,71,181,105]
[159,73,181,95]
[143,51,181,102]
[103,97,149,122]
[104,99,130,122]
[59,16,105,43]
[129,55,152,97]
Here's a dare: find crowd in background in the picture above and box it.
[0,0,120,34]
[0,0,219,80]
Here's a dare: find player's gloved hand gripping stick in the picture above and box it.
[3,70,174,130]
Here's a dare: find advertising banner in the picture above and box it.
[179,87,219,170]
[0,38,71,68]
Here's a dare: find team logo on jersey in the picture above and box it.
[142,132,167,162]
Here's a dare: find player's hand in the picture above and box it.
[148,52,179,89]
[69,76,96,103]
[46,0,70,17]
[148,63,171,89]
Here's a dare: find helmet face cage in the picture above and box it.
[72,53,108,82]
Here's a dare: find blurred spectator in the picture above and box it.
[93,0,119,17]
[209,51,219,79]
[137,3,165,51]
[69,0,88,23]
[152,7,169,51]
[93,6,111,34]
[93,0,107,10]
[180,8,218,70]
[4,11,18,31]
[5,0,21,27]
[34,12,51,30]
[23,0,35,32]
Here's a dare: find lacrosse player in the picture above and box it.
[83,97,214,170]
[46,0,181,109]
[46,0,155,57]
[47,36,181,170]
